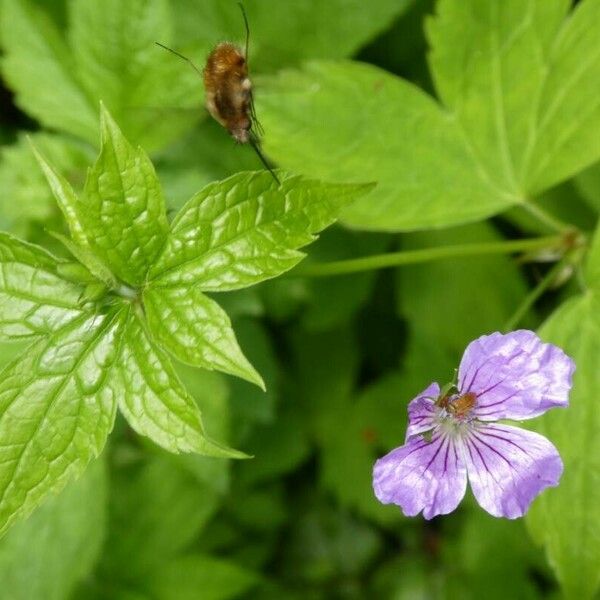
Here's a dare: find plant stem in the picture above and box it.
[521,201,573,233]
[115,283,138,300]
[293,235,564,278]
[503,255,571,331]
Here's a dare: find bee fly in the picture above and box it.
[156,3,279,183]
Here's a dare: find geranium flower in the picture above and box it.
[372,330,575,519]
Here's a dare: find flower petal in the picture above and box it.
[373,430,467,519]
[406,382,440,439]
[464,423,563,519]
[458,330,574,420]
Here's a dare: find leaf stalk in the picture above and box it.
[292,235,567,278]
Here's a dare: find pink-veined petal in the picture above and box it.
[373,429,467,519]
[406,382,440,440]
[458,330,574,421]
[464,423,563,519]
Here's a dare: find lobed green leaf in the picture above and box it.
[520,0,600,193]
[30,142,88,247]
[260,0,600,231]
[81,105,169,285]
[259,61,514,231]
[0,133,92,236]
[144,284,263,388]
[0,308,126,536]
[0,0,200,152]
[67,0,204,151]
[150,171,373,289]
[115,310,246,459]
[0,0,98,144]
[0,232,86,338]
[427,0,570,195]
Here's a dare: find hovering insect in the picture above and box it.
[156,4,279,183]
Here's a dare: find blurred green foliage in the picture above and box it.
[0,0,599,599]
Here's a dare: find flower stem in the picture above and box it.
[521,201,573,233]
[292,235,565,278]
[503,255,571,331]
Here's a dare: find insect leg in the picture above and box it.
[248,92,265,136]
[249,132,280,185]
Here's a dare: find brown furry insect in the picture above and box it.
[440,392,477,418]
[156,4,278,183]
[203,41,253,144]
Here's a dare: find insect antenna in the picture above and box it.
[249,132,280,184]
[154,42,204,79]
[238,3,250,64]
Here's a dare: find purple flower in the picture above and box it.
[372,330,575,519]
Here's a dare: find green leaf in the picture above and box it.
[144,284,263,388]
[0,308,126,536]
[0,132,92,235]
[526,293,600,599]
[144,554,258,600]
[526,239,600,598]
[0,232,86,338]
[260,1,600,231]
[150,171,372,289]
[68,0,201,152]
[81,105,169,285]
[115,311,245,458]
[30,141,89,247]
[517,0,600,193]
[31,142,118,287]
[259,61,514,231]
[429,0,600,196]
[49,232,117,289]
[0,0,98,144]
[0,458,107,600]
[104,454,220,579]
[427,0,570,195]
[1,0,200,151]
[172,0,414,71]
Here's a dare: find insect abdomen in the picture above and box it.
[203,42,252,141]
